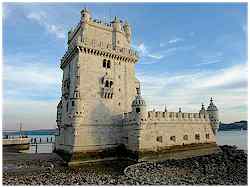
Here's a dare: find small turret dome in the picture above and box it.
[132,95,146,107]
[207,97,218,111]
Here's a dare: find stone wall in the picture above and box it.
[138,120,215,152]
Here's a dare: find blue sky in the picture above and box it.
[3,3,247,130]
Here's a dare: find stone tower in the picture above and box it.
[55,9,220,165]
[131,86,147,121]
[207,98,219,134]
[55,8,139,163]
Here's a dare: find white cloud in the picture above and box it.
[137,63,248,123]
[3,54,62,130]
[195,59,222,66]
[133,42,196,65]
[168,37,184,44]
[2,4,11,20]
[133,43,164,61]
[196,52,223,66]
[193,63,248,89]
[26,11,65,39]
[147,54,164,60]
[3,53,61,99]
[159,43,166,47]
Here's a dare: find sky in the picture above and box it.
[2,3,248,130]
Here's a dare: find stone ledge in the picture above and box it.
[54,143,221,166]
[136,143,221,162]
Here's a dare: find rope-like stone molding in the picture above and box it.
[61,44,138,68]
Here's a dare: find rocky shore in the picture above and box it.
[3,145,247,185]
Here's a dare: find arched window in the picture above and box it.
[107,60,111,68]
[156,136,162,143]
[110,81,113,87]
[71,101,75,107]
[66,102,69,112]
[103,59,106,68]
[183,135,188,140]
[105,80,109,87]
[206,134,210,139]
[170,136,176,142]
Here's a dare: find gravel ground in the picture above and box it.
[3,145,247,185]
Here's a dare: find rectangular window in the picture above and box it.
[72,101,75,107]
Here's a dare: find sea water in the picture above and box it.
[216,130,248,151]
[6,130,248,153]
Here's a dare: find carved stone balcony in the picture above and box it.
[101,87,114,99]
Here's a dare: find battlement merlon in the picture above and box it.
[71,9,132,42]
[123,110,210,123]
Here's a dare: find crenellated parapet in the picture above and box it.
[123,110,210,124]
[146,111,209,122]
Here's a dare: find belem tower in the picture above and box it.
[55,9,221,165]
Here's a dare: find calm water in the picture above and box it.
[7,131,248,153]
[216,130,248,151]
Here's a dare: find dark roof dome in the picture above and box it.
[132,95,146,106]
[207,98,218,111]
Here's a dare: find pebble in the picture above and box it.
[3,145,247,185]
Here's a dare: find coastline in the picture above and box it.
[3,145,247,185]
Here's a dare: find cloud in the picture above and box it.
[193,63,248,89]
[168,37,184,44]
[3,53,62,130]
[26,11,65,39]
[133,43,164,60]
[136,63,248,123]
[159,43,166,47]
[196,52,223,66]
[3,53,61,100]
[133,42,196,65]
[189,32,195,37]
[2,4,11,20]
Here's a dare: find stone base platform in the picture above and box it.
[135,143,221,162]
[54,143,221,166]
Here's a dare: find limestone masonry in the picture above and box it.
[55,9,220,164]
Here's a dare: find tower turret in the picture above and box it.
[80,8,91,23]
[123,20,131,43]
[70,89,84,126]
[112,16,122,32]
[131,87,147,121]
[207,97,219,134]
[199,103,208,119]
